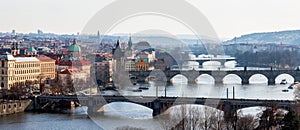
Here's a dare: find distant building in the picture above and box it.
[125,59,136,71]
[134,40,151,51]
[0,52,41,90]
[94,61,111,85]
[56,39,91,87]
[153,59,165,70]
[36,55,56,83]
[135,58,149,71]
[58,68,87,88]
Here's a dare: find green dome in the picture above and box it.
[68,41,81,52]
[28,46,37,52]
[62,56,77,61]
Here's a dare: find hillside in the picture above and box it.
[223,30,300,44]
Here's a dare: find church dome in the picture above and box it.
[134,40,151,51]
[27,46,37,52]
[68,40,81,52]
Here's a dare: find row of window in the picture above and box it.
[15,69,40,74]
[2,74,55,81]
[41,68,55,73]
[14,75,39,81]
[42,63,55,67]
[15,63,40,68]
[44,74,55,79]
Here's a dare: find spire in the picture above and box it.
[127,35,132,50]
[97,30,100,38]
[73,39,76,44]
[16,40,19,50]
[97,30,100,44]
[116,37,120,49]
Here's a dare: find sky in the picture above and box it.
[0,0,300,39]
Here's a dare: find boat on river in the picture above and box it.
[139,85,149,90]
[132,89,142,92]
[280,79,287,85]
[288,82,300,89]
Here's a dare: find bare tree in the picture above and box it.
[236,111,257,130]
[158,114,175,130]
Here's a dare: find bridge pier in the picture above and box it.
[152,99,161,117]
[268,78,275,85]
[241,78,249,85]
[188,79,197,84]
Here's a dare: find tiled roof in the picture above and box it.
[36,55,55,62]
[0,52,15,60]
[58,59,91,66]
[59,68,84,74]
[14,57,39,62]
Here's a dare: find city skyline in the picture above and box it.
[1,0,300,39]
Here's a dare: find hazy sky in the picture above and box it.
[1,0,300,39]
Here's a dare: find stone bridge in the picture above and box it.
[128,69,300,85]
[37,95,295,119]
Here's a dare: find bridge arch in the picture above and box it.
[196,74,215,84]
[97,102,153,114]
[223,74,242,84]
[164,104,224,115]
[249,74,268,84]
[170,74,188,84]
[275,73,295,84]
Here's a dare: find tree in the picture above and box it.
[281,111,300,130]
[257,105,279,130]
[236,112,257,130]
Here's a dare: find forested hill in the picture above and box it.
[223,30,300,45]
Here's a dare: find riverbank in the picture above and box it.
[0,100,32,115]
[0,111,101,130]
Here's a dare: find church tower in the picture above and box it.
[11,39,20,56]
[127,35,132,50]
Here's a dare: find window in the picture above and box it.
[1,61,4,67]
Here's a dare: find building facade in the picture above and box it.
[36,55,56,83]
[0,53,40,90]
[0,52,57,90]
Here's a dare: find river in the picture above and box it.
[0,75,296,130]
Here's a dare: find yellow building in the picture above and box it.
[0,53,56,90]
[36,55,56,83]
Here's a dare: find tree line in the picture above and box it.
[235,50,299,69]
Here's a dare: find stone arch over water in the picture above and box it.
[98,102,153,113]
[170,74,188,84]
[275,73,295,84]
[223,74,242,84]
[196,74,215,84]
[249,74,268,84]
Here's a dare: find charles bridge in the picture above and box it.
[37,95,296,119]
[128,69,300,85]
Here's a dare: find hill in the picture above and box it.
[223,30,300,45]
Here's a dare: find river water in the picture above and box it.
[0,76,296,130]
